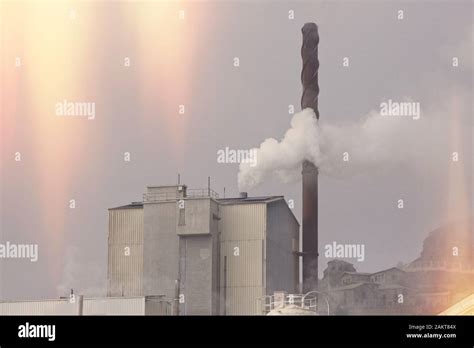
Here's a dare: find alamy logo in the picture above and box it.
[0,241,38,262]
[55,99,95,120]
[18,322,55,341]
[380,99,420,120]
[217,147,257,167]
[324,242,365,262]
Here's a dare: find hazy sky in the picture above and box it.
[1,0,472,300]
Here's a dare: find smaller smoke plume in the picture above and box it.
[57,245,106,297]
[238,105,447,191]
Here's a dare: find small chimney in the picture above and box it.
[239,192,248,199]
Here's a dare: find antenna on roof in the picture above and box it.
[177,173,181,185]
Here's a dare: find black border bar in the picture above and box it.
[0,315,472,345]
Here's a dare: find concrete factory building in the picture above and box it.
[107,185,300,315]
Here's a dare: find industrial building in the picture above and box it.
[0,184,299,316]
[318,218,474,315]
[107,185,300,315]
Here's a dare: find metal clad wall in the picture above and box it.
[109,208,143,243]
[225,287,264,315]
[220,204,266,240]
[221,240,263,287]
[0,300,76,315]
[265,200,300,295]
[83,297,145,315]
[0,297,149,315]
[107,208,143,296]
[219,203,266,314]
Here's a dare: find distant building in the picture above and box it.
[319,260,356,290]
[341,272,371,286]
[370,268,408,287]
[329,282,380,314]
[107,185,299,315]
[318,219,473,314]
[319,261,452,315]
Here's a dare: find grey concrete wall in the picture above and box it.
[266,199,300,295]
[147,185,186,198]
[177,199,211,235]
[143,186,220,313]
[178,199,220,315]
[210,200,220,314]
[179,235,213,314]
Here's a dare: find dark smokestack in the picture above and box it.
[301,23,320,118]
[301,22,319,292]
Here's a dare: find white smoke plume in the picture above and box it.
[238,105,448,191]
[57,245,106,297]
[238,108,320,190]
[238,22,472,192]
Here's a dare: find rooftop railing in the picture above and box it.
[257,293,320,315]
[143,188,219,203]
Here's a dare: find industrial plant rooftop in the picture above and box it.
[109,202,144,210]
[218,195,284,204]
[109,195,285,210]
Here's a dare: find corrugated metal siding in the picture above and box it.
[220,204,266,240]
[219,204,266,314]
[108,208,143,243]
[0,300,77,315]
[83,297,145,315]
[225,287,265,315]
[221,240,263,287]
[0,297,147,315]
[107,208,143,296]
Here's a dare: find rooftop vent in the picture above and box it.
[239,192,248,199]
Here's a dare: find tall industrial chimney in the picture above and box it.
[301,23,320,292]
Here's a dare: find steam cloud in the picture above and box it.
[238,106,449,191]
[57,246,106,297]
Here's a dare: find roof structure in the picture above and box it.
[331,282,378,291]
[217,196,284,204]
[108,202,144,210]
[109,196,285,210]
[370,267,406,276]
